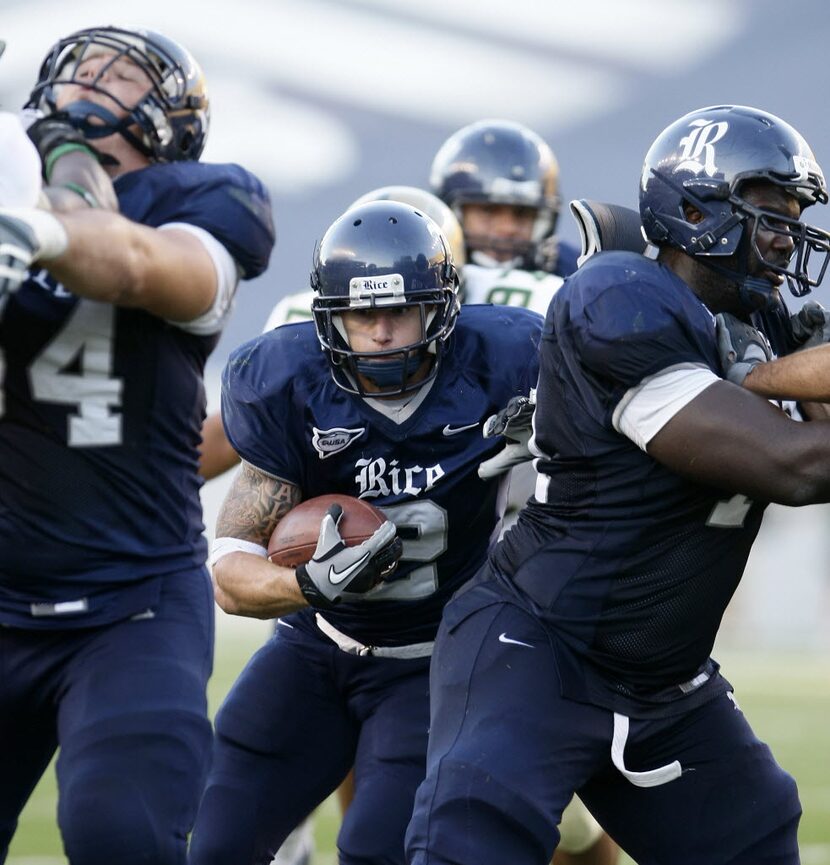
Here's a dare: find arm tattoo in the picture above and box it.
[216,462,301,544]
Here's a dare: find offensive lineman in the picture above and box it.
[407,104,830,865]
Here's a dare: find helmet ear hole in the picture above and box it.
[682,201,705,223]
[178,130,194,155]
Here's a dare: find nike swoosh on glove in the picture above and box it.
[295,503,403,609]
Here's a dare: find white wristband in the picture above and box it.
[210,536,269,567]
[1,206,69,260]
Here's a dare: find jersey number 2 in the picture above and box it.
[369,500,448,601]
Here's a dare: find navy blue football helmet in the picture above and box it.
[640,105,830,305]
[27,26,209,163]
[311,201,460,397]
[429,119,560,269]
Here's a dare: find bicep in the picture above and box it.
[136,224,219,321]
[216,462,302,545]
[646,380,828,502]
[46,211,220,321]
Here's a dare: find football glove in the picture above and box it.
[790,301,830,350]
[0,208,68,298]
[25,112,118,211]
[295,504,402,609]
[478,392,536,480]
[715,312,773,386]
[0,212,39,297]
[26,112,102,179]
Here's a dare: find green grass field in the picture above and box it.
[7,617,830,865]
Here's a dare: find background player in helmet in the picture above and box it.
[429,118,578,314]
[0,25,274,865]
[430,118,576,276]
[406,105,830,865]
[187,200,543,865]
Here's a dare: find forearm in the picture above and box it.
[45,209,164,304]
[213,552,307,619]
[212,462,304,616]
[648,381,830,507]
[45,150,119,213]
[37,208,217,319]
[743,344,830,402]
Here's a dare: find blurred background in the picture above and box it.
[2,0,829,861]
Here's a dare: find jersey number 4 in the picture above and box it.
[0,299,123,446]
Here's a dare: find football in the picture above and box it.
[267,494,388,568]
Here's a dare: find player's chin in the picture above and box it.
[763,276,784,305]
[763,269,785,288]
[483,248,517,264]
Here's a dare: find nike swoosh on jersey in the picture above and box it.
[328,550,372,585]
[442,422,480,436]
[498,632,534,648]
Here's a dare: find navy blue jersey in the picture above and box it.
[754,294,797,355]
[553,238,579,278]
[222,305,542,645]
[114,162,274,279]
[0,161,274,628]
[492,251,768,715]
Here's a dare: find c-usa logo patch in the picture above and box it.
[312,426,366,460]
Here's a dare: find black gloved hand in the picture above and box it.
[715,312,773,385]
[295,504,402,609]
[790,301,830,350]
[478,392,537,479]
[26,112,103,181]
